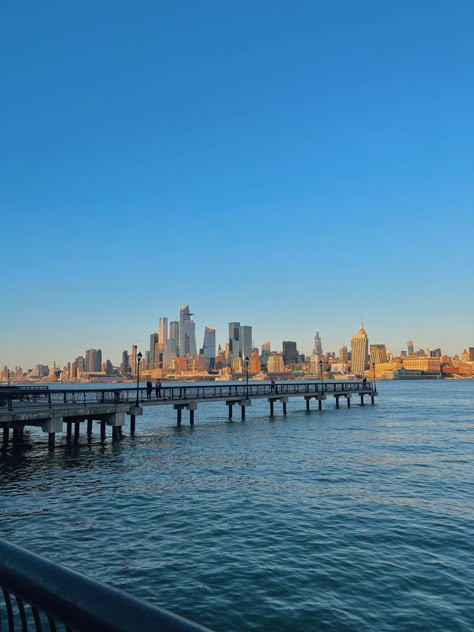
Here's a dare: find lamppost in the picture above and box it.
[245,356,249,399]
[136,351,142,406]
[372,361,376,392]
[319,359,323,393]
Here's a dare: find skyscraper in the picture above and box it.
[282,341,298,366]
[179,305,197,357]
[370,344,387,365]
[229,322,240,359]
[313,331,323,355]
[169,321,179,354]
[158,317,168,345]
[85,349,102,372]
[131,344,137,375]
[407,340,414,355]
[202,326,216,368]
[351,323,369,376]
[149,333,158,369]
[239,325,252,361]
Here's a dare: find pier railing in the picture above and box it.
[0,539,212,631]
[0,381,375,412]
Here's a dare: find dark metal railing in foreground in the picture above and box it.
[0,539,212,632]
[0,381,375,413]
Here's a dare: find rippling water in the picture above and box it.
[1,380,473,630]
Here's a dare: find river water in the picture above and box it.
[1,380,473,631]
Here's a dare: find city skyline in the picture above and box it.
[2,303,471,369]
[1,2,473,368]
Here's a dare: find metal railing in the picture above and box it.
[0,539,212,631]
[0,381,375,413]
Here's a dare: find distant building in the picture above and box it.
[158,317,168,345]
[239,325,253,361]
[179,305,197,357]
[313,331,323,355]
[370,344,387,365]
[351,323,369,377]
[85,349,102,372]
[267,352,285,373]
[339,346,348,363]
[469,347,474,361]
[282,341,298,365]
[407,340,414,355]
[229,322,240,360]
[169,321,179,354]
[149,333,158,369]
[402,357,441,373]
[120,350,130,374]
[249,352,261,373]
[130,345,137,375]
[202,326,216,368]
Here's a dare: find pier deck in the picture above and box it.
[0,381,377,448]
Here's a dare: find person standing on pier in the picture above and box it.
[155,380,162,398]
[146,380,153,399]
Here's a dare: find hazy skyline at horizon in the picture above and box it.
[1,305,469,369]
[1,1,473,367]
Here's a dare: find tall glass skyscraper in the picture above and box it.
[203,326,216,368]
[229,322,240,359]
[179,305,197,357]
[239,325,253,360]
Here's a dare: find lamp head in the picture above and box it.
[137,351,143,362]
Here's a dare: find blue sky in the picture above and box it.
[1,0,473,367]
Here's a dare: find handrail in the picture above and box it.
[0,539,212,631]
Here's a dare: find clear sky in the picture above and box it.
[1,0,473,368]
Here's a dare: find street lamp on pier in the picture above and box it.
[319,359,324,393]
[245,356,249,399]
[372,361,376,392]
[136,351,143,407]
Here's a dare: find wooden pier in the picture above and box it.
[0,381,377,449]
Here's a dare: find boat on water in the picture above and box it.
[215,374,232,381]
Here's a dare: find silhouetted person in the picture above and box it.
[146,380,153,399]
[155,380,162,398]
[271,379,276,392]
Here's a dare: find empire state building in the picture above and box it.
[351,323,369,377]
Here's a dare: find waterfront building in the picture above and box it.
[313,331,323,355]
[282,341,298,366]
[169,321,179,354]
[402,357,441,373]
[239,325,253,361]
[179,305,197,357]
[370,344,387,365]
[351,324,369,377]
